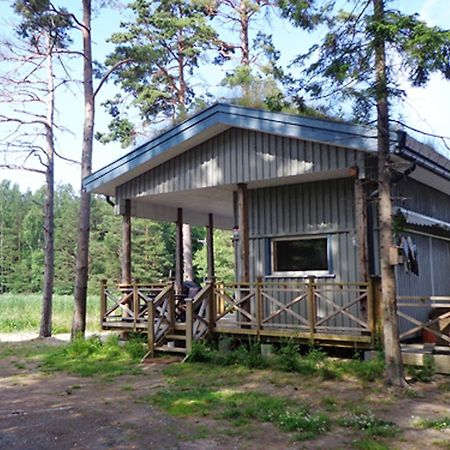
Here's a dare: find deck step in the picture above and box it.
[174,323,187,331]
[155,345,187,354]
[165,334,187,341]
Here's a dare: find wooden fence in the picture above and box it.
[397,295,450,345]
[99,278,450,353]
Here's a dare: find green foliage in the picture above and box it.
[0,183,181,296]
[100,0,220,144]
[287,1,450,122]
[193,229,235,283]
[43,335,145,377]
[14,0,73,49]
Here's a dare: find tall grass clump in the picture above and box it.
[0,293,99,333]
[188,340,386,382]
[43,335,146,377]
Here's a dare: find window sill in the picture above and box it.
[266,272,336,279]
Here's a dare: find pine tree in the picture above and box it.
[286,0,450,386]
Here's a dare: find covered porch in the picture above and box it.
[84,104,450,359]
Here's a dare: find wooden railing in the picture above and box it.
[397,296,450,344]
[185,281,214,353]
[101,278,377,353]
[100,280,169,329]
[213,278,374,339]
[147,283,175,356]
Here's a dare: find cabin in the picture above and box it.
[84,104,450,357]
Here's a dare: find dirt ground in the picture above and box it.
[0,335,449,450]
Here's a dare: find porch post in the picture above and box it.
[355,179,368,281]
[175,207,184,296]
[237,183,250,283]
[121,199,132,284]
[206,213,215,281]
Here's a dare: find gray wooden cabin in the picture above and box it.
[84,104,450,353]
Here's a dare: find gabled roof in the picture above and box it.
[83,103,379,195]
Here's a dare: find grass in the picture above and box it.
[148,388,330,440]
[42,335,146,377]
[188,340,386,383]
[352,438,392,450]
[0,335,146,378]
[0,293,99,333]
[338,412,400,437]
[414,416,450,431]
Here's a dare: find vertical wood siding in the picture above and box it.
[393,178,450,223]
[392,178,450,337]
[246,178,361,329]
[116,128,358,201]
[396,231,450,336]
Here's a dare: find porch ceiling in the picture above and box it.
[128,186,235,229]
[121,167,354,229]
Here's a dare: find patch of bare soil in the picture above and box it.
[0,337,449,450]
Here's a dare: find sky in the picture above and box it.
[0,0,449,193]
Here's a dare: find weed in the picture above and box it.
[188,341,387,384]
[339,412,400,437]
[188,341,213,363]
[352,438,391,450]
[405,356,435,382]
[338,353,385,382]
[148,388,330,440]
[414,416,450,430]
[321,396,338,412]
[278,409,330,440]
[431,439,450,449]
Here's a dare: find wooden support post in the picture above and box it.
[307,276,316,339]
[168,282,175,331]
[367,277,375,343]
[100,279,107,329]
[147,301,155,358]
[185,299,193,354]
[175,208,183,296]
[133,283,139,330]
[256,276,263,338]
[355,179,369,282]
[207,213,215,281]
[121,199,132,284]
[237,183,250,324]
[207,280,215,336]
[372,276,383,335]
[237,183,250,283]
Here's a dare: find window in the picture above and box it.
[272,237,330,276]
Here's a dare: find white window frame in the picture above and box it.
[270,235,333,278]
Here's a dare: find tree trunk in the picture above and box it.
[122,199,132,284]
[373,0,406,387]
[182,223,193,281]
[239,1,250,66]
[72,0,94,339]
[40,45,56,338]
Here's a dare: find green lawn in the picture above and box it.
[0,293,100,333]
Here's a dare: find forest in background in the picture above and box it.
[0,180,235,294]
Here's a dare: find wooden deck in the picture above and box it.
[100,278,381,354]
[99,279,450,356]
